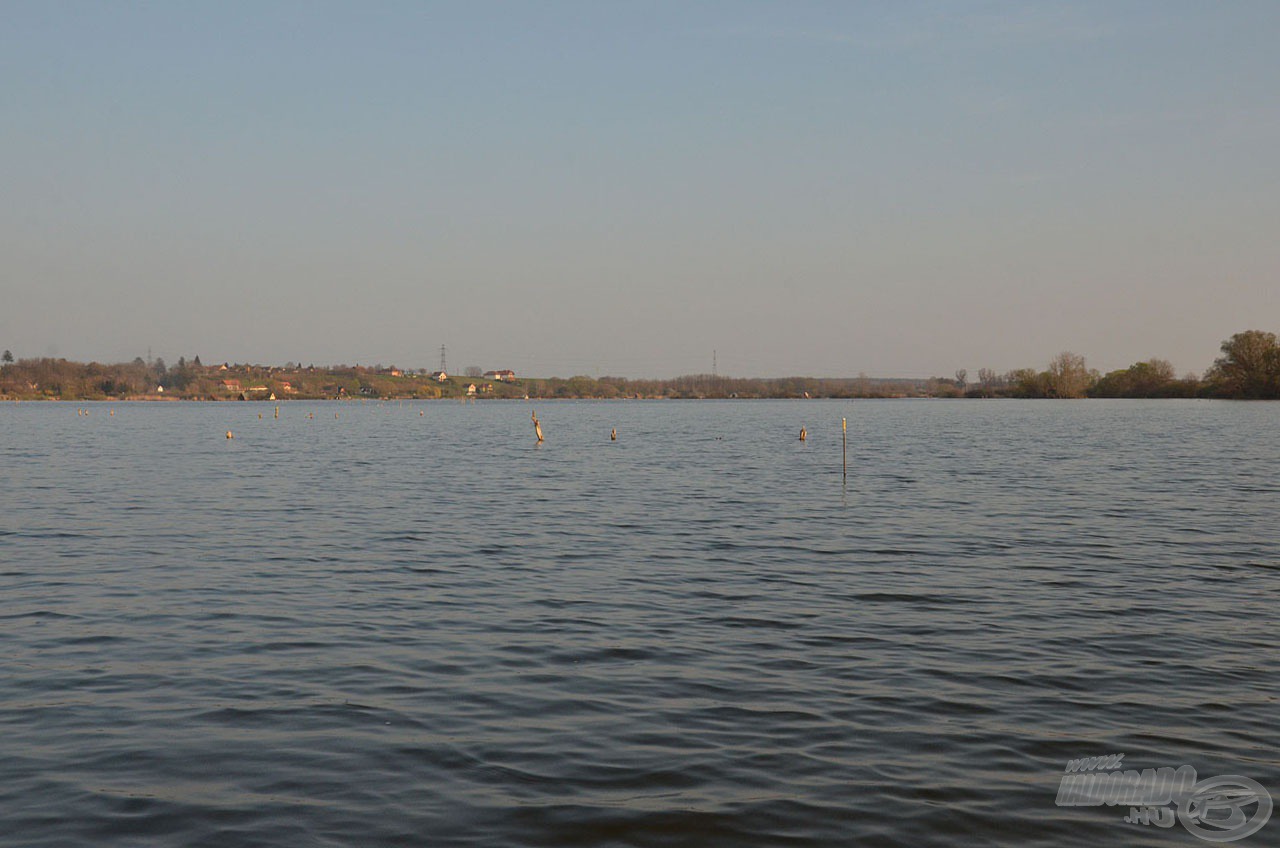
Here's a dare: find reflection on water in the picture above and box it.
[2,399,1277,846]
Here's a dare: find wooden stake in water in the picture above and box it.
[842,417,847,481]
[532,409,544,442]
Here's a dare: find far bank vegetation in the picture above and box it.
[2,331,1279,401]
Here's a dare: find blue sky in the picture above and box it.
[2,2,1277,377]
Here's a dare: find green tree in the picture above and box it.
[1208,330,1280,398]
[1092,359,1177,398]
[1,350,12,365]
[1007,368,1047,398]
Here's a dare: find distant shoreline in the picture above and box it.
[3,329,1279,400]
[5,395,1268,404]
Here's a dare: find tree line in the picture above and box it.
[932,331,1280,400]
[2,331,1279,401]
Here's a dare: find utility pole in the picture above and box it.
[713,349,717,377]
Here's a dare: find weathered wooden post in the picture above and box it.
[842,417,847,481]
[799,427,807,441]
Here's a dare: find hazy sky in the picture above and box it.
[2,2,1277,378]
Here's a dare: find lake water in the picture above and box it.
[2,399,1277,847]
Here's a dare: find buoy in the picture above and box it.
[259,413,263,419]
[799,427,807,441]
[419,410,424,416]
[226,430,233,439]
[611,428,617,441]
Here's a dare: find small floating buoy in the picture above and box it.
[335,412,338,418]
[226,430,233,439]
[110,409,114,416]
[610,428,617,441]
[419,410,424,416]
[799,427,807,441]
[259,413,262,419]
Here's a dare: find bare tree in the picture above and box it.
[1046,352,1091,398]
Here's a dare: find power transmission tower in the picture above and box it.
[439,344,447,374]
[713,350,717,377]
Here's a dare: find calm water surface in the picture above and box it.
[2,399,1277,846]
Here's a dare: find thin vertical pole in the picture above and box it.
[842,417,847,481]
